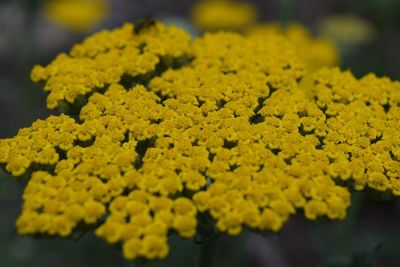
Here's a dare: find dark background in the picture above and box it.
[0,0,400,266]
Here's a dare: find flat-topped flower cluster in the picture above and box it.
[1,21,399,261]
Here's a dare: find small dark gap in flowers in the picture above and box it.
[134,137,157,170]
[315,102,327,112]
[254,96,268,114]
[216,99,227,110]
[269,147,281,155]
[208,151,216,162]
[266,83,278,98]
[325,113,337,120]
[55,147,67,160]
[75,137,95,148]
[365,101,372,107]
[383,168,389,178]
[370,134,383,144]
[382,103,391,113]
[192,139,199,146]
[332,176,356,190]
[257,164,264,172]
[297,110,308,118]
[316,104,337,120]
[249,97,268,124]
[229,164,239,171]
[138,43,146,54]
[346,152,353,160]
[120,73,137,89]
[249,114,265,124]
[316,136,325,149]
[133,17,156,34]
[328,157,335,164]
[155,91,171,106]
[57,85,108,119]
[283,64,292,70]
[223,139,238,149]
[298,124,315,136]
[222,70,237,75]
[195,97,205,107]
[389,150,397,161]
[149,118,163,124]
[122,131,130,143]
[332,98,350,104]
[26,163,56,177]
[284,155,296,165]
[120,56,193,90]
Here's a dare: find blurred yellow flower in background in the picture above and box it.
[191,0,257,31]
[43,0,108,32]
[317,14,376,46]
[247,23,340,70]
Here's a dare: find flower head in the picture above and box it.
[1,21,399,261]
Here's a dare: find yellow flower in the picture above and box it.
[123,238,142,260]
[247,23,340,70]
[2,21,400,262]
[43,0,108,32]
[141,235,169,259]
[84,200,105,223]
[191,0,257,31]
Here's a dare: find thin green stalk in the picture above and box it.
[279,0,296,27]
[336,191,364,255]
[198,239,217,267]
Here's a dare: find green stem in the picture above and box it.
[198,239,217,267]
[336,191,364,255]
[279,0,296,27]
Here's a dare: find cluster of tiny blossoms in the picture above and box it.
[247,23,340,70]
[1,22,399,261]
[191,0,339,71]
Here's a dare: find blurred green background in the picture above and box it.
[1,0,400,266]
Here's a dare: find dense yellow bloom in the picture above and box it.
[191,0,257,31]
[31,22,191,109]
[247,23,340,70]
[1,21,399,261]
[43,0,108,32]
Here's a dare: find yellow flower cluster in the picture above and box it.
[1,22,399,261]
[191,1,339,70]
[43,0,109,32]
[191,0,257,31]
[305,68,400,194]
[247,23,340,70]
[31,22,191,109]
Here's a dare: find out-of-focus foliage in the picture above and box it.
[317,14,376,46]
